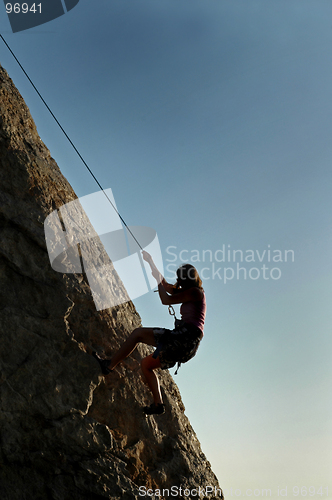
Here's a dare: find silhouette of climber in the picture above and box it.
[93,250,206,415]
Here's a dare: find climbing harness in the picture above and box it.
[153,303,202,375]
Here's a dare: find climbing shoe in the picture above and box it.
[143,403,165,415]
[92,351,111,375]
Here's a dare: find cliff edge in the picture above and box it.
[0,63,223,500]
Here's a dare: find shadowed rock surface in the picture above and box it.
[0,63,223,500]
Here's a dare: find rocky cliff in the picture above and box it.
[0,63,222,500]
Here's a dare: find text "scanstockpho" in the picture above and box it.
[139,485,223,497]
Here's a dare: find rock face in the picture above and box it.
[0,63,222,500]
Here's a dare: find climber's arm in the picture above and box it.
[160,277,177,294]
[157,284,203,306]
[142,250,169,288]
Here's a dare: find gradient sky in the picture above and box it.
[1,0,331,496]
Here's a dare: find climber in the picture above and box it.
[93,250,206,416]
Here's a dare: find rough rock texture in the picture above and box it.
[0,63,223,500]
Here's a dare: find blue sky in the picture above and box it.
[1,0,332,495]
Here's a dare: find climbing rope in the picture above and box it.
[0,34,143,251]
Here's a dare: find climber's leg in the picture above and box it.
[141,354,163,405]
[107,327,156,371]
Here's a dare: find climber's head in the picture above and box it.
[176,264,203,290]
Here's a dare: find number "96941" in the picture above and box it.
[6,3,42,14]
